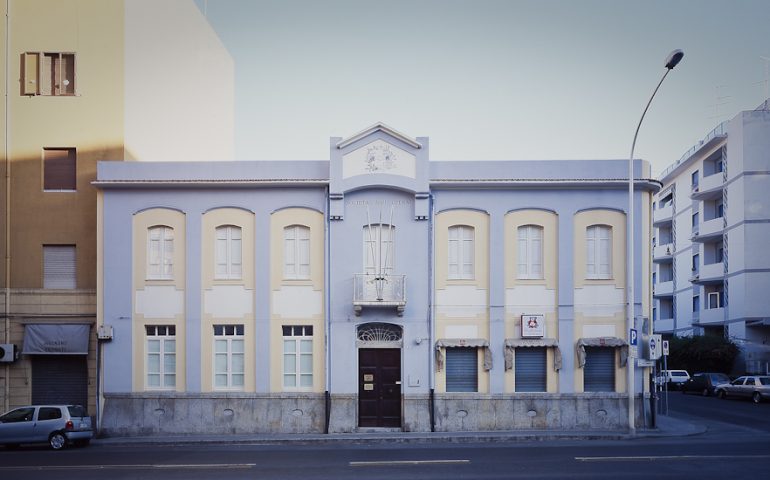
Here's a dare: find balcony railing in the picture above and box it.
[692,262,725,284]
[353,273,406,316]
[653,203,674,225]
[653,243,674,263]
[692,217,724,242]
[691,172,724,200]
[653,280,674,297]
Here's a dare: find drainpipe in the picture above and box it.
[4,0,12,415]
[324,186,331,434]
[428,194,435,432]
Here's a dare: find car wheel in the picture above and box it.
[49,432,67,450]
[702,388,709,397]
[753,392,762,404]
[74,439,90,448]
[717,389,726,399]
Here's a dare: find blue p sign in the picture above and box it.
[629,328,638,346]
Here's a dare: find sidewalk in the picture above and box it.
[92,415,706,447]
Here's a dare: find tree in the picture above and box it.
[665,335,739,373]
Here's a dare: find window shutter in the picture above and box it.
[230,228,242,277]
[462,230,473,277]
[517,227,528,277]
[298,227,310,277]
[445,348,478,392]
[43,148,76,190]
[43,245,76,289]
[598,227,611,276]
[586,227,596,277]
[584,347,615,392]
[515,348,547,392]
[284,228,296,277]
[215,228,228,276]
[22,52,39,95]
[448,229,459,277]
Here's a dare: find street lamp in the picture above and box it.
[627,49,683,433]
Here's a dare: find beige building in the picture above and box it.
[0,0,233,416]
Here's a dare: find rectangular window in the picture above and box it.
[584,347,615,392]
[716,159,724,173]
[148,226,173,279]
[22,52,75,96]
[692,212,699,229]
[43,148,76,191]
[692,254,700,273]
[213,325,244,390]
[364,224,394,275]
[284,226,310,279]
[691,170,699,189]
[586,225,611,279]
[716,200,724,219]
[445,347,478,392]
[215,225,242,280]
[146,325,176,389]
[517,225,543,279]
[692,295,700,313]
[514,348,547,392]
[716,242,724,263]
[448,225,474,280]
[282,325,313,389]
[708,292,721,309]
[43,245,76,289]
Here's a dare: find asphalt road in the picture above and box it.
[1,395,769,480]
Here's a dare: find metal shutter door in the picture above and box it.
[446,348,478,392]
[584,347,615,392]
[31,356,88,407]
[43,246,76,289]
[515,348,547,392]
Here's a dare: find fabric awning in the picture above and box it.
[576,337,628,368]
[435,338,492,371]
[503,338,562,372]
[22,324,90,355]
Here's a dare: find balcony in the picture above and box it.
[692,217,724,242]
[691,173,724,200]
[654,317,674,333]
[653,203,674,225]
[653,280,674,298]
[692,262,724,285]
[653,243,674,263]
[353,273,406,316]
[698,307,725,326]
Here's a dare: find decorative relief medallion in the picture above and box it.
[365,143,397,173]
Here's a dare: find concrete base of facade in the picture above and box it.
[101,392,645,436]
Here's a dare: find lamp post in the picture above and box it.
[627,49,683,433]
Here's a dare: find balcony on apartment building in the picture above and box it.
[691,172,725,200]
[692,216,724,242]
[697,291,725,326]
[353,273,407,316]
[653,203,674,226]
[691,261,725,285]
[653,280,674,298]
[654,317,675,333]
[653,243,674,263]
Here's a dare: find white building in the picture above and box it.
[653,101,770,374]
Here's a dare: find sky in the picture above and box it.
[196,0,770,176]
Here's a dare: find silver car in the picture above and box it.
[0,405,93,450]
[715,376,770,404]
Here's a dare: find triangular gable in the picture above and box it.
[336,122,422,150]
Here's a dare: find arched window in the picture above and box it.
[517,225,543,279]
[284,225,310,279]
[448,225,474,279]
[586,225,612,279]
[215,225,242,280]
[147,226,173,279]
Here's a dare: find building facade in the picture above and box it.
[652,102,770,374]
[0,0,233,416]
[97,124,658,435]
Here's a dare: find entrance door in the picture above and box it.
[358,348,401,428]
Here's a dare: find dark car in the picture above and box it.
[0,405,92,450]
[681,372,731,396]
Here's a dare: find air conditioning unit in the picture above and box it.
[0,344,16,363]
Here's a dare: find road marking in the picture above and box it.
[0,463,256,471]
[576,455,770,462]
[350,460,470,467]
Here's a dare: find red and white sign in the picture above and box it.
[521,314,545,338]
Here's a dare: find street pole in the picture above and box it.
[627,49,683,433]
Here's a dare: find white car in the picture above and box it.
[658,370,690,389]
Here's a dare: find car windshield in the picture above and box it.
[759,377,770,386]
[67,406,88,418]
[672,372,687,376]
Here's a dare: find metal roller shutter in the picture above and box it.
[31,356,88,407]
[515,348,547,392]
[584,347,615,392]
[446,348,478,392]
[43,245,76,289]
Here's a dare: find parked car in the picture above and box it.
[681,372,731,396]
[715,376,770,404]
[0,405,93,450]
[657,370,690,389]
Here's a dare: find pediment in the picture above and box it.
[336,122,422,150]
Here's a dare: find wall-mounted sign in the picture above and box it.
[363,374,374,382]
[521,314,545,338]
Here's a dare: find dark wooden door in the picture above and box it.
[358,348,401,428]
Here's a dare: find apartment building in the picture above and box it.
[652,101,770,374]
[96,124,659,435]
[0,0,233,416]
